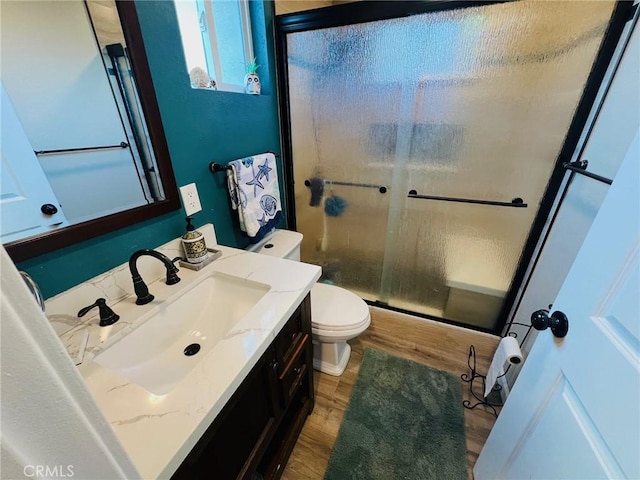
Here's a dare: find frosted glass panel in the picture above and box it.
[287,0,616,330]
[288,26,396,299]
[387,199,531,327]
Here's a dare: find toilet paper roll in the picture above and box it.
[484,336,523,397]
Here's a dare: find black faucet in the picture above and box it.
[129,249,180,305]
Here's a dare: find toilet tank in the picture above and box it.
[245,229,303,261]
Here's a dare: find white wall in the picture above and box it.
[0,247,140,480]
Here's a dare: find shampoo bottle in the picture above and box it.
[181,217,208,263]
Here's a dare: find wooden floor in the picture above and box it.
[281,306,501,480]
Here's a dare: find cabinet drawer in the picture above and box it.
[274,306,304,374]
[279,334,309,406]
[171,355,277,480]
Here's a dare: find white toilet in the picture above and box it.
[247,229,370,376]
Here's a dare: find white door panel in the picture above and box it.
[1,84,68,243]
[505,376,618,480]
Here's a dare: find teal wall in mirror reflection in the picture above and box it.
[16,1,285,299]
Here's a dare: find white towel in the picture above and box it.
[226,152,282,241]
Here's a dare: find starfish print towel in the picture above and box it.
[226,152,283,241]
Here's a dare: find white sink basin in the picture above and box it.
[93,272,270,394]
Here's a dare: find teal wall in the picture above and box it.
[17,1,284,299]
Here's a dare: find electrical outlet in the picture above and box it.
[179,183,202,216]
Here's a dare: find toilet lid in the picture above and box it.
[310,283,370,331]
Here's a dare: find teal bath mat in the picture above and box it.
[325,348,467,479]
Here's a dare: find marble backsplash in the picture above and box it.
[45,223,218,338]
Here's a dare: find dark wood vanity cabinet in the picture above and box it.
[171,293,313,480]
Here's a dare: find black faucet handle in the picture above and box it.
[78,298,120,327]
[166,264,181,285]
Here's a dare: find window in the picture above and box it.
[175,0,255,93]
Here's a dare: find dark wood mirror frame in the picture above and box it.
[5,2,180,263]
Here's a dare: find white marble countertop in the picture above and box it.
[49,226,320,479]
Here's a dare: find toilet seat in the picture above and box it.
[310,283,370,332]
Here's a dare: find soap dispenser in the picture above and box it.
[181,217,208,263]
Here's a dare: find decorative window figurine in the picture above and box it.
[244,58,260,95]
[189,67,217,90]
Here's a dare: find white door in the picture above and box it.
[1,84,68,243]
[474,122,640,479]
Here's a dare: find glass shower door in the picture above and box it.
[287,44,394,299]
[284,0,618,330]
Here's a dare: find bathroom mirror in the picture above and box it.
[1,1,180,262]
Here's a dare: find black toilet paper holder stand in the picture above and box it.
[461,322,533,418]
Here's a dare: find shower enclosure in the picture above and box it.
[276,0,628,332]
